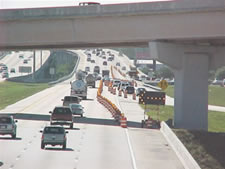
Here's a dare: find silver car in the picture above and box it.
[40,126,68,149]
[69,103,84,117]
[0,115,17,138]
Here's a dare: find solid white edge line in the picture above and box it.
[125,129,137,169]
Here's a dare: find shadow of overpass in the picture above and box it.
[0,113,142,128]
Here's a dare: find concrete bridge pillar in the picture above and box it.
[149,42,214,130]
[174,53,208,130]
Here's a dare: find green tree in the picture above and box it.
[215,66,225,80]
[156,66,174,79]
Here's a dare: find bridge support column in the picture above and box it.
[149,42,211,130]
[174,53,208,130]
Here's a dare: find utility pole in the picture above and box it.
[40,50,42,66]
[32,50,36,80]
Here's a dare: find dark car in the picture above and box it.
[49,106,73,129]
[91,60,95,63]
[103,61,107,66]
[124,86,135,94]
[87,58,91,62]
[136,88,146,96]
[62,96,81,106]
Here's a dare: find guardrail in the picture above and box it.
[48,51,80,85]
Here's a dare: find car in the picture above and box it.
[87,58,91,62]
[2,72,9,78]
[122,66,126,71]
[124,86,135,94]
[23,59,28,64]
[40,125,68,149]
[93,66,100,74]
[0,115,17,138]
[62,96,81,106]
[116,62,120,66]
[10,68,16,73]
[118,81,129,91]
[85,66,90,72]
[112,79,121,87]
[102,56,106,59]
[49,106,73,129]
[69,103,84,117]
[19,55,24,59]
[136,88,146,96]
[107,57,113,61]
[103,61,107,66]
[0,66,8,71]
[91,59,95,63]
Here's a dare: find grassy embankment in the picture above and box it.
[0,81,49,110]
[140,85,225,169]
[165,85,225,107]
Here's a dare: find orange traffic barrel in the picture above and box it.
[120,116,127,128]
[118,90,122,96]
[132,92,136,100]
[124,90,127,98]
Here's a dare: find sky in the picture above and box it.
[0,0,172,9]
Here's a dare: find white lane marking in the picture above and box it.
[125,129,137,169]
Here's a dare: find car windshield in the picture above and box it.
[71,104,82,109]
[0,117,12,123]
[64,97,78,102]
[44,127,64,134]
[53,108,71,114]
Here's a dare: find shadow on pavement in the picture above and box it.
[0,137,22,140]
[45,147,74,151]
[1,112,143,128]
[9,113,50,121]
[73,117,119,127]
[0,162,3,167]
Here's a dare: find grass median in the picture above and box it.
[0,81,49,110]
[165,85,225,107]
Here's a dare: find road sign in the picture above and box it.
[19,66,32,73]
[139,91,166,105]
[158,79,168,91]
[49,68,55,75]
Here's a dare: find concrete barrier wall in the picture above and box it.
[160,122,201,169]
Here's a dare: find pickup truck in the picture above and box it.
[49,106,73,129]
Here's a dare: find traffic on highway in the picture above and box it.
[0,48,209,169]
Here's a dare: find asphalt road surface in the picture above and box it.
[0,49,184,169]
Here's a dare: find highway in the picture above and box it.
[0,50,50,82]
[0,49,184,169]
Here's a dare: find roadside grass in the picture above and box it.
[0,81,49,110]
[139,104,225,169]
[140,104,225,132]
[165,85,225,107]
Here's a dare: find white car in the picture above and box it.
[40,126,68,149]
[0,115,17,138]
[69,103,84,117]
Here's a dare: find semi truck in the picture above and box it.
[85,74,96,88]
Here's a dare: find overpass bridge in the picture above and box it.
[0,0,225,130]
